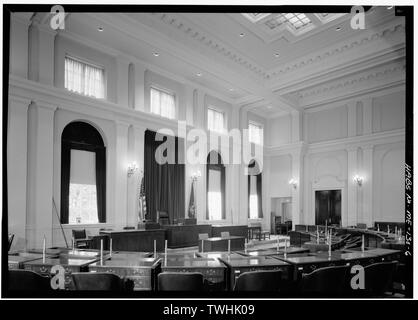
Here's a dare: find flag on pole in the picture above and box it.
[139,174,147,221]
[188,181,196,218]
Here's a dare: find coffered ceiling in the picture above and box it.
[25,6,406,117]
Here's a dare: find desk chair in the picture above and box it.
[72,272,134,291]
[158,272,204,291]
[299,265,350,294]
[234,270,282,291]
[8,234,14,251]
[364,261,398,296]
[157,211,170,226]
[8,269,52,291]
[220,232,230,238]
[72,229,91,249]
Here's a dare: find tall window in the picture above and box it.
[248,160,263,219]
[207,108,225,133]
[61,122,106,224]
[150,87,176,119]
[249,122,263,145]
[206,151,225,220]
[65,56,105,99]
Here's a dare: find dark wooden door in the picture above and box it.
[315,190,341,225]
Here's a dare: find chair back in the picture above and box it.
[198,233,209,240]
[157,211,170,226]
[220,231,230,238]
[299,265,350,294]
[8,269,52,291]
[158,272,204,291]
[72,272,133,291]
[72,229,87,240]
[234,270,282,291]
[8,234,14,251]
[364,261,397,295]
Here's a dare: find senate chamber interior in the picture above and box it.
[5,6,409,298]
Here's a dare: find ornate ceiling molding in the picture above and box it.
[149,12,270,79]
[267,22,405,79]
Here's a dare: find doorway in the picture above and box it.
[315,190,341,225]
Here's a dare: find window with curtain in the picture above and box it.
[61,122,106,225]
[207,108,225,133]
[249,175,258,219]
[69,150,98,224]
[249,122,263,145]
[248,160,263,219]
[65,56,105,99]
[150,87,176,119]
[206,151,225,220]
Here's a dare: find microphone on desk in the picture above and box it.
[154,239,157,258]
[228,240,231,256]
[361,235,365,252]
[110,238,112,258]
[42,235,46,263]
[100,239,103,266]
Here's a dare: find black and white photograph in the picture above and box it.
[1,1,414,303]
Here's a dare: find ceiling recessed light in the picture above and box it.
[239,33,245,37]
[196,72,202,77]
[97,27,104,32]
[274,53,280,58]
[336,26,342,31]
[153,52,160,57]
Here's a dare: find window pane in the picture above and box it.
[150,87,175,119]
[65,56,104,99]
[208,191,222,220]
[69,150,98,224]
[249,194,258,219]
[208,108,225,133]
[249,123,263,144]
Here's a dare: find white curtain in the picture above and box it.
[208,108,225,133]
[150,87,175,119]
[65,56,104,99]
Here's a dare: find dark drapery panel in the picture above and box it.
[144,130,185,223]
[95,147,106,223]
[60,142,71,224]
[257,173,263,218]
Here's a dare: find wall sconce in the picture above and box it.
[127,162,138,177]
[353,175,363,186]
[191,170,202,182]
[289,178,298,189]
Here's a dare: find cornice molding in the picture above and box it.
[267,22,405,80]
[150,12,269,79]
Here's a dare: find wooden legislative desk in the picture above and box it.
[23,256,99,290]
[163,224,212,248]
[99,229,166,252]
[219,255,292,290]
[89,254,160,291]
[345,247,402,262]
[160,258,227,291]
[211,225,248,238]
[199,236,245,252]
[8,252,56,270]
[236,246,310,257]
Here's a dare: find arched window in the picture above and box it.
[61,121,106,224]
[248,160,263,219]
[206,151,225,220]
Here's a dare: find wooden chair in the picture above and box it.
[72,272,134,291]
[299,265,350,295]
[364,261,398,296]
[8,234,14,251]
[72,229,91,249]
[158,272,204,291]
[234,270,282,291]
[8,269,52,291]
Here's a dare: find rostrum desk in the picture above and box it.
[99,229,166,252]
[163,224,212,248]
